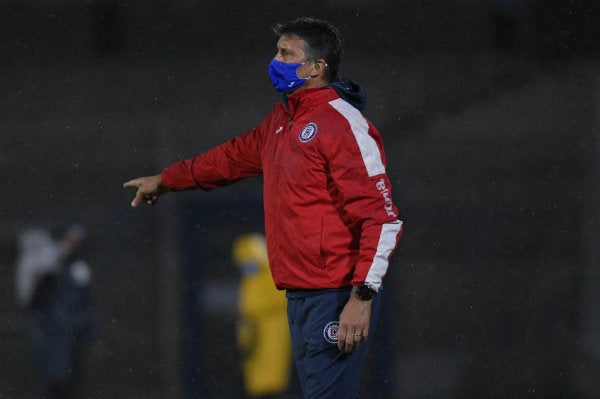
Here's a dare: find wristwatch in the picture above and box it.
[351,285,376,301]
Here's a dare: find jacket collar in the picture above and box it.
[282,86,338,117]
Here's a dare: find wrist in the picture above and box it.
[156,174,169,193]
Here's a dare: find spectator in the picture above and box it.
[15,222,99,399]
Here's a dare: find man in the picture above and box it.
[15,223,99,399]
[233,233,293,398]
[124,17,403,399]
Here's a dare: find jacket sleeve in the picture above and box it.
[321,101,403,291]
[161,126,265,191]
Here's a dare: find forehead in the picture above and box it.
[276,35,306,51]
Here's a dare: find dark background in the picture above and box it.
[1,0,599,398]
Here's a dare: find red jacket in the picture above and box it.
[162,86,402,291]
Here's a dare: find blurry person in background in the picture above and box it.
[124,16,402,399]
[233,233,293,399]
[15,222,100,399]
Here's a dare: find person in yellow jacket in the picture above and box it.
[233,233,293,399]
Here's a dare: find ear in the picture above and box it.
[310,59,328,79]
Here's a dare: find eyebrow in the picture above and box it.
[277,45,294,56]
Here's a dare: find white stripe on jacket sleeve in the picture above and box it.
[365,220,403,291]
[328,98,386,177]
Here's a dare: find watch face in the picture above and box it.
[357,285,374,300]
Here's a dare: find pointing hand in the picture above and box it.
[123,175,167,207]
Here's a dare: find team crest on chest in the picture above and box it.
[299,123,318,142]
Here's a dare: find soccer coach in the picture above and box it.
[124,16,403,399]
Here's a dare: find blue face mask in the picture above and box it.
[268,59,310,92]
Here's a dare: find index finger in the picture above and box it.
[338,324,355,352]
[337,326,347,351]
[123,179,141,189]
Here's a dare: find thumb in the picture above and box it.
[123,179,144,207]
[130,189,145,207]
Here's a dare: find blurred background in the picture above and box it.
[1,0,599,398]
